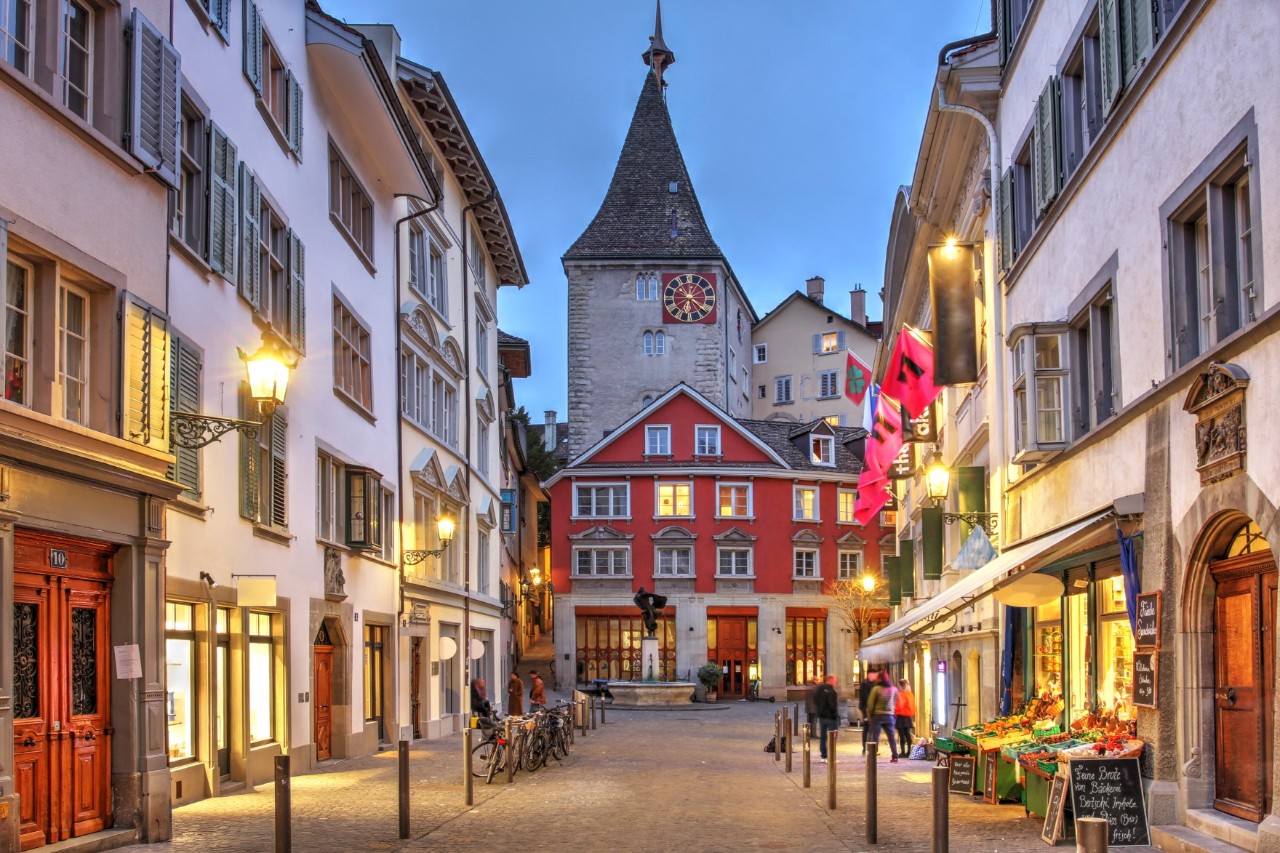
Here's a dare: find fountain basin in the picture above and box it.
[606,681,696,707]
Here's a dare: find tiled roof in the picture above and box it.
[551,422,572,465]
[563,71,722,260]
[735,418,867,474]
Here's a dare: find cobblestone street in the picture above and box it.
[118,692,1158,853]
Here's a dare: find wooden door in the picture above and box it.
[12,532,113,851]
[313,644,333,761]
[718,619,747,697]
[1213,557,1275,821]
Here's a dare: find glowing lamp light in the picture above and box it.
[242,336,292,414]
[925,453,951,503]
[861,574,876,593]
[436,516,456,546]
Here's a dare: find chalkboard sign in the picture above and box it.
[1069,757,1150,847]
[1041,774,1070,845]
[1134,591,1161,649]
[983,750,998,804]
[1133,652,1158,708]
[949,755,975,794]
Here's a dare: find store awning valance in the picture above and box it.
[858,511,1111,663]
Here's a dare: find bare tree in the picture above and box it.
[824,576,890,657]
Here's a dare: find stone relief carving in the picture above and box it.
[1184,363,1249,485]
[1183,746,1201,778]
[324,546,347,601]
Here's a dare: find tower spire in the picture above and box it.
[641,0,675,87]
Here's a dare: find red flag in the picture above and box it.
[845,350,871,405]
[853,469,891,526]
[882,327,942,420]
[865,393,905,474]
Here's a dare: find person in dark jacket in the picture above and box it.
[470,678,492,719]
[813,675,840,761]
[858,669,878,754]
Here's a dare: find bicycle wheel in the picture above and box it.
[550,724,568,760]
[525,731,548,771]
[472,740,496,778]
[485,741,506,784]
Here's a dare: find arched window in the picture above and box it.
[642,395,654,407]
[635,273,647,300]
[643,331,655,355]
[654,330,666,355]
[647,274,658,300]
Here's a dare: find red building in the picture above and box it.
[546,385,889,699]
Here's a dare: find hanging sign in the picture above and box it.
[907,401,937,443]
[1133,652,1157,708]
[887,443,915,480]
[1134,592,1160,649]
[1069,757,1151,847]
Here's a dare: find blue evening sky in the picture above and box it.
[324,0,993,421]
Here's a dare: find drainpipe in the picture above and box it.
[937,0,997,65]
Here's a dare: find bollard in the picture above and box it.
[1075,816,1109,853]
[274,754,291,853]
[579,699,588,737]
[801,724,811,788]
[865,741,877,842]
[783,707,792,773]
[793,702,800,736]
[931,765,949,853]
[463,728,473,806]
[826,729,837,810]
[774,710,782,762]
[504,717,515,784]
[600,692,607,725]
[590,696,597,730]
[398,740,410,839]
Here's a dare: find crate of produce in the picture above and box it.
[933,737,968,753]
[951,730,978,747]
[1038,759,1059,775]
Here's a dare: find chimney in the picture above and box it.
[805,276,825,304]
[850,285,867,328]
[544,410,557,448]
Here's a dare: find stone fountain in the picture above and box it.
[606,588,695,706]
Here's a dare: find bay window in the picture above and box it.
[1010,325,1069,462]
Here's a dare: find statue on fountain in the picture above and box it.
[633,586,667,637]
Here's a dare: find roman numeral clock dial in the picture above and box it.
[662,273,717,323]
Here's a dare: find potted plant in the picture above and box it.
[697,662,723,703]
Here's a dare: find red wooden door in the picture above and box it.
[314,644,334,761]
[12,532,113,851]
[718,619,747,697]
[1213,556,1276,821]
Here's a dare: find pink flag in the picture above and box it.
[853,469,891,526]
[865,393,906,474]
[845,350,872,405]
[882,327,943,420]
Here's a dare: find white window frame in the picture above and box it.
[4,255,34,408]
[793,548,818,579]
[635,272,657,301]
[810,434,835,467]
[645,424,671,456]
[716,547,753,577]
[654,546,693,577]
[333,294,373,413]
[837,550,863,580]
[655,481,692,518]
[793,485,819,522]
[837,489,856,524]
[56,279,90,426]
[316,451,340,544]
[1010,326,1069,462]
[819,332,839,354]
[573,483,629,519]
[753,343,767,363]
[818,369,839,399]
[716,483,752,519]
[1,0,35,77]
[60,0,93,121]
[573,547,631,577]
[694,425,720,456]
[774,375,793,404]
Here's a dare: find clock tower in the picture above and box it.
[562,5,757,459]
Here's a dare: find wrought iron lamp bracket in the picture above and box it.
[941,511,999,537]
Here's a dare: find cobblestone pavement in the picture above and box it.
[118,697,1160,853]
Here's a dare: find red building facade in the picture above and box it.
[547,385,889,699]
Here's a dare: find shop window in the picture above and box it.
[575,614,675,683]
[785,615,825,686]
[248,611,276,743]
[1033,597,1063,715]
[165,601,197,763]
[1096,576,1134,721]
[1064,592,1089,726]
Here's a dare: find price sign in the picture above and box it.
[1134,592,1161,649]
[948,755,975,794]
[1133,652,1157,708]
[1041,774,1071,845]
[1069,757,1151,847]
[983,749,998,804]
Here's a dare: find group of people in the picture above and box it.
[805,670,917,763]
[469,669,548,719]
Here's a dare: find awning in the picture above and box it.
[858,511,1111,663]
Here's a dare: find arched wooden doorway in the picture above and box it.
[313,623,335,761]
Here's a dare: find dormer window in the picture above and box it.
[646,425,671,456]
[695,425,720,456]
[810,434,835,466]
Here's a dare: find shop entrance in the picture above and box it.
[1210,521,1276,822]
[12,531,115,851]
[716,618,748,697]
[314,623,334,761]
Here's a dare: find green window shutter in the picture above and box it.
[243,0,262,94]
[886,555,901,607]
[208,123,237,276]
[210,0,230,42]
[1099,0,1122,116]
[122,295,171,451]
[239,383,259,521]
[269,408,288,528]
[957,466,987,542]
[997,0,1012,66]
[168,335,202,500]
[998,169,1015,271]
[127,8,182,189]
[238,163,262,311]
[899,538,916,598]
[922,507,944,581]
[287,229,306,353]
[1033,77,1062,217]
[1123,0,1155,86]
[285,71,303,156]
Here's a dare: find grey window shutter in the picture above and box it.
[998,169,1015,271]
[168,335,202,500]
[287,228,306,353]
[208,124,237,276]
[238,163,262,311]
[1123,0,1155,86]
[811,334,821,354]
[243,0,262,95]
[211,0,230,41]
[285,71,303,156]
[997,0,1011,66]
[1099,0,1122,116]
[0,219,7,266]
[122,295,171,451]
[1033,76,1062,217]
[836,331,845,350]
[239,383,259,520]
[128,8,182,189]
[269,408,288,528]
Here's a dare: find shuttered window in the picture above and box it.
[237,170,305,355]
[240,383,287,529]
[122,296,171,450]
[168,334,202,500]
[128,8,181,188]
[997,169,1015,272]
[238,162,262,310]
[172,95,208,259]
[194,0,230,41]
[243,1,302,157]
[209,124,237,277]
[1100,0,1157,117]
[1032,77,1062,218]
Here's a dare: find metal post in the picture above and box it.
[590,696,597,730]
[793,702,800,736]
[504,717,515,784]
[801,724,811,788]
[600,692,607,724]
[274,754,291,853]
[932,765,949,853]
[579,699,587,737]
[463,728,473,806]
[398,740,410,839]
[783,707,792,773]
[865,741,877,842]
[827,730,838,810]
[774,710,782,761]
[1075,817,1109,853]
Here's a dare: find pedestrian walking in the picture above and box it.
[507,671,524,716]
[895,678,917,754]
[528,670,546,711]
[813,674,840,762]
[859,668,877,754]
[866,671,900,762]
[803,676,819,739]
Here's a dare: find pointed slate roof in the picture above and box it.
[563,71,723,260]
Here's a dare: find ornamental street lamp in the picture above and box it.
[924,452,999,537]
[171,333,297,448]
[402,516,456,565]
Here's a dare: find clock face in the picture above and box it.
[662,273,717,323]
